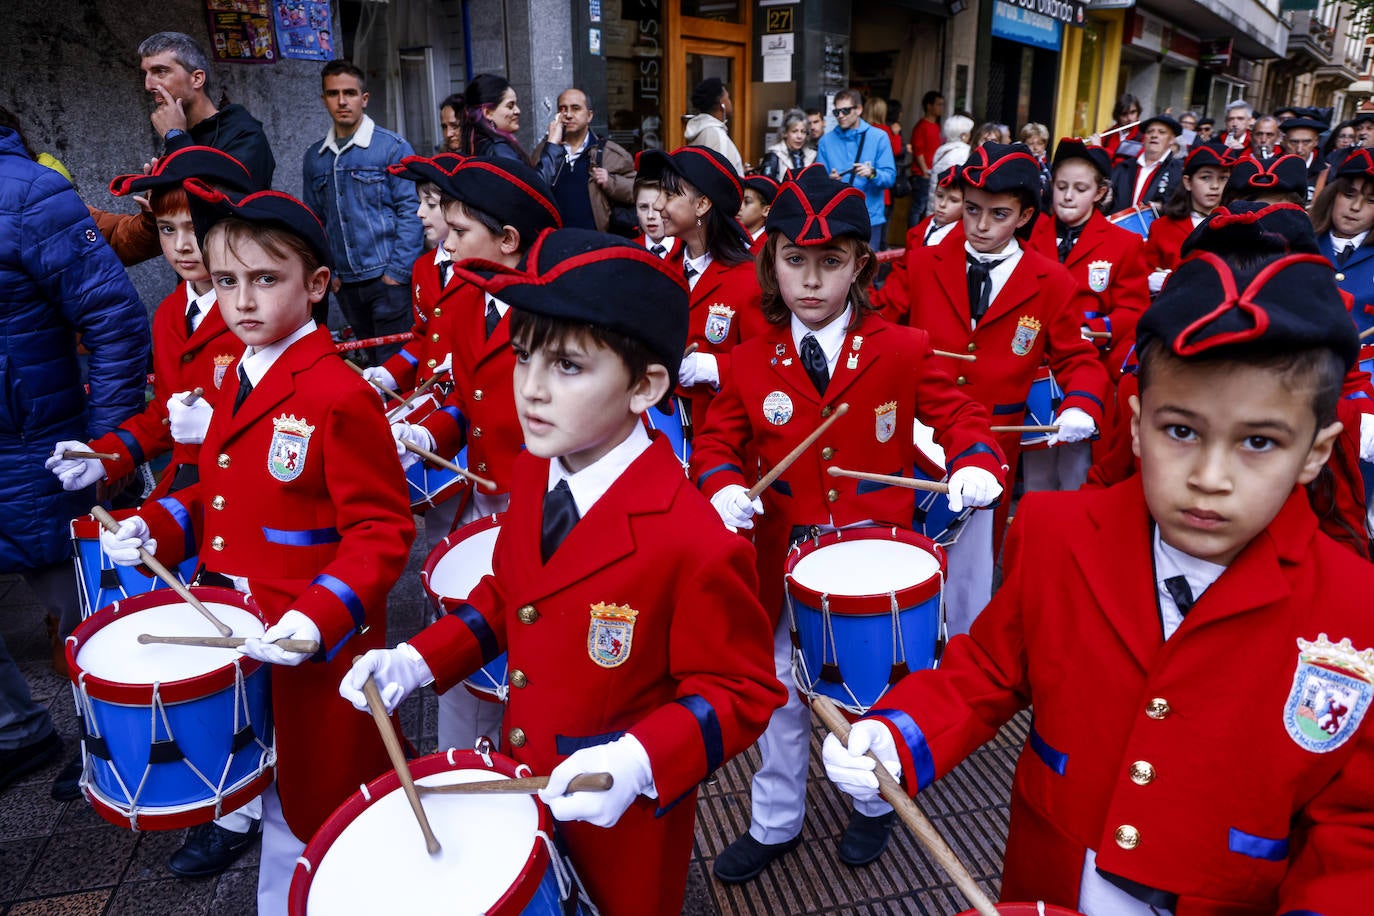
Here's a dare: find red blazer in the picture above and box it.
[866,480,1374,914]
[141,328,415,838]
[382,248,449,392]
[680,256,766,425]
[901,231,1111,467]
[870,220,966,326]
[418,282,522,495]
[1143,214,1195,274]
[691,311,1005,615]
[1029,210,1150,377]
[409,439,783,915]
[89,284,244,497]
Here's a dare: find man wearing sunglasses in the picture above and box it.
[817,88,896,249]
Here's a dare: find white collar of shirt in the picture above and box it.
[925,219,957,247]
[238,321,317,387]
[433,247,451,267]
[185,282,216,334]
[1133,151,1165,203]
[963,239,1021,326]
[790,304,851,372]
[562,132,591,164]
[486,294,509,319]
[321,114,376,155]
[644,235,673,256]
[1332,230,1368,251]
[1152,525,1225,641]
[750,226,766,243]
[1190,211,1209,227]
[683,249,713,290]
[547,421,652,517]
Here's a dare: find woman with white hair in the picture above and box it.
[759,108,816,181]
[928,114,974,205]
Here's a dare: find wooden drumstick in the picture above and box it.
[402,441,498,493]
[1360,325,1374,341]
[684,342,699,357]
[826,467,949,494]
[63,450,120,461]
[416,772,613,796]
[346,360,405,402]
[990,425,1059,434]
[137,633,321,654]
[90,506,233,637]
[812,696,999,916]
[358,667,441,856]
[161,387,207,425]
[390,370,449,416]
[746,403,850,501]
[932,349,976,362]
[1083,331,1111,339]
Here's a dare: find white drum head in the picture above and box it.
[792,539,940,595]
[307,768,540,913]
[77,602,263,683]
[430,527,500,601]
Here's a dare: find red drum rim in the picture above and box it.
[70,511,142,540]
[420,512,503,615]
[66,587,266,705]
[784,527,945,614]
[391,391,441,425]
[85,766,274,831]
[957,904,1082,915]
[1359,343,1374,362]
[289,749,553,916]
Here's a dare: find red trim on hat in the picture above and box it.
[956,148,1040,190]
[672,147,744,202]
[460,159,563,228]
[1206,202,1308,229]
[1341,148,1374,176]
[183,179,328,233]
[108,146,251,197]
[1173,251,1330,356]
[455,229,687,297]
[772,181,866,246]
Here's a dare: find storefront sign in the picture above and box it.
[1200,37,1233,68]
[991,0,1064,51]
[997,0,1086,28]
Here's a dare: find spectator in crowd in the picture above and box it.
[1223,99,1254,152]
[760,108,815,182]
[1020,121,1051,198]
[1314,119,1357,197]
[685,77,744,175]
[1108,114,1183,214]
[974,122,1004,145]
[1100,93,1141,163]
[532,88,636,233]
[1176,110,1199,155]
[865,96,904,226]
[1281,115,1327,201]
[1355,111,1374,148]
[1196,116,1215,143]
[818,88,895,249]
[0,108,149,797]
[928,113,973,207]
[439,92,464,152]
[908,90,943,225]
[805,108,825,149]
[302,59,422,364]
[449,74,526,160]
[1252,116,1281,160]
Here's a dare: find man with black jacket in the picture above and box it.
[532,88,635,234]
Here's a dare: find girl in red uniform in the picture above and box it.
[1143,143,1232,293]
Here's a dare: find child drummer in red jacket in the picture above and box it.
[690,165,1005,881]
[340,229,783,916]
[99,184,414,912]
[826,202,1374,914]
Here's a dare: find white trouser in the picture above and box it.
[942,508,993,638]
[419,494,462,556]
[215,794,262,833]
[1020,441,1092,494]
[256,784,305,916]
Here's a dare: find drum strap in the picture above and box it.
[82,731,112,761]
[148,738,185,765]
[231,723,258,754]
[100,567,122,589]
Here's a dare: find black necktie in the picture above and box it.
[800,333,829,395]
[684,262,698,284]
[540,479,580,563]
[485,299,500,339]
[1163,575,1195,616]
[1056,222,1081,263]
[439,260,453,287]
[924,220,939,245]
[966,254,1009,323]
[650,243,666,258]
[232,364,252,415]
[1338,245,1354,267]
[185,301,200,338]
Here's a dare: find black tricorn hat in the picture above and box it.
[765,165,870,244]
[744,174,781,205]
[1227,154,1309,196]
[636,145,744,215]
[386,152,466,185]
[109,146,254,197]
[1051,137,1111,180]
[183,180,332,270]
[1182,142,1236,176]
[389,155,560,247]
[942,142,1043,209]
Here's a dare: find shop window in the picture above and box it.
[398,47,439,156]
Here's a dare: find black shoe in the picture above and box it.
[168,820,262,879]
[0,732,62,793]
[712,832,800,884]
[50,752,84,801]
[837,809,896,866]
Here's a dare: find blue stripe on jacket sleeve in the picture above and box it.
[866,707,935,791]
[1028,719,1068,775]
[113,428,145,466]
[1228,827,1289,862]
[154,497,196,560]
[448,602,501,666]
[261,526,341,546]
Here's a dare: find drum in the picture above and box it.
[1107,204,1157,239]
[65,587,274,830]
[421,514,506,702]
[911,421,974,546]
[644,397,690,471]
[70,515,200,619]
[1018,367,1064,451]
[785,527,945,715]
[395,392,468,513]
[289,748,586,915]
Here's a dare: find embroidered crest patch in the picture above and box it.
[1011,316,1041,357]
[762,390,794,426]
[705,303,735,344]
[1087,260,1112,293]
[1282,633,1374,753]
[267,414,314,483]
[875,401,897,443]
[213,354,235,390]
[588,603,638,668]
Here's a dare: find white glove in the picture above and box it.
[822,719,902,805]
[945,466,1002,512]
[538,734,655,828]
[166,392,214,445]
[239,610,322,667]
[709,484,764,530]
[678,352,720,388]
[391,422,435,470]
[339,643,434,714]
[431,352,453,379]
[99,516,155,566]
[45,440,106,491]
[1049,407,1096,446]
[362,366,398,399]
[1361,413,1374,463]
[1147,269,1170,295]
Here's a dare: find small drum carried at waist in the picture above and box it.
[422,514,506,702]
[1018,367,1064,451]
[785,527,945,715]
[289,748,589,915]
[65,587,274,830]
[396,392,468,513]
[911,421,974,547]
[70,513,200,620]
[643,397,691,472]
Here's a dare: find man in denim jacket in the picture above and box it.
[303,60,422,364]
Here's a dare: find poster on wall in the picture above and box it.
[274,1,335,62]
[206,0,277,63]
